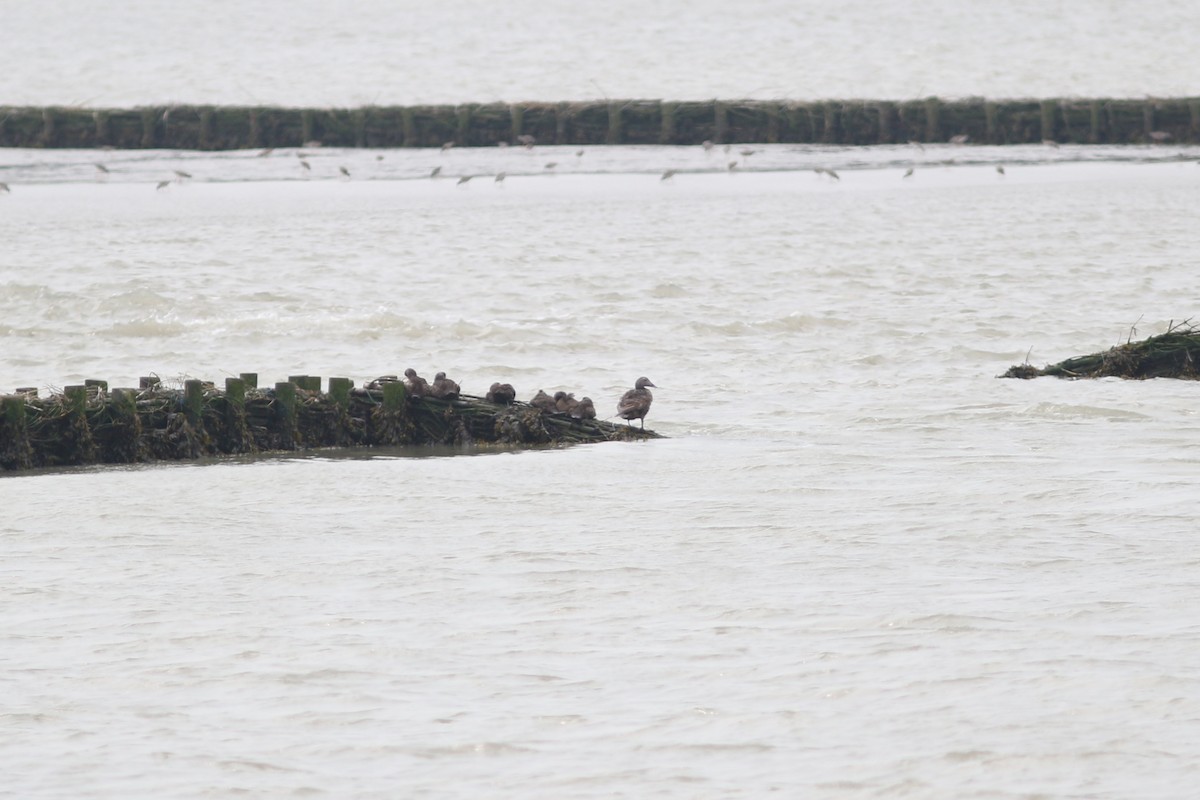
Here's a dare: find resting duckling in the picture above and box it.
[554,391,578,414]
[430,371,461,400]
[403,368,429,397]
[530,389,557,412]
[571,397,596,420]
[486,382,516,404]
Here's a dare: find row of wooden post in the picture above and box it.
[2,98,1198,149]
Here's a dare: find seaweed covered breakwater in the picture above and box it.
[0,374,660,473]
[2,97,1199,150]
[1002,322,1200,380]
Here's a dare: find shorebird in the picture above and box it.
[544,162,557,170]
[257,148,274,157]
[903,167,914,178]
[494,172,506,183]
[486,382,516,404]
[661,169,677,181]
[517,134,535,148]
[815,167,840,180]
[740,148,756,157]
[174,169,192,179]
[404,368,429,397]
[94,162,109,174]
[949,134,970,145]
[576,150,585,157]
[441,142,455,151]
[430,372,460,400]
[702,140,714,152]
[996,165,1006,176]
[339,166,350,177]
[155,180,170,190]
[430,166,442,178]
[617,377,656,429]
[0,182,10,193]
[299,160,311,171]
[727,161,738,171]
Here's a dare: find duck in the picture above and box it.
[530,390,556,412]
[486,382,516,404]
[616,377,656,428]
[554,391,578,414]
[430,371,460,400]
[403,368,429,397]
[571,397,596,420]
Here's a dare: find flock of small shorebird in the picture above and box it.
[385,369,658,429]
[0,134,1081,196]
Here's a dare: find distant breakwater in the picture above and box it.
[0,375,660,473]
[2,98,1199,150]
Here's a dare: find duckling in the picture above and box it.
[617,377,656,428]
[486,382,516,404]
[571,397,596,420]
[403,368,429,397]
[430,371,460,400]
[530,389,556,412]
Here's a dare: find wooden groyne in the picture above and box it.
[0,374,660,473]
[1002,322,1200,380]
[2,97,1199,150]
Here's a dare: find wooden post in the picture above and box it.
[1143,102,1155,140]
[274,381,298,449]
[607,101,622,145]
[1,394,33,470]
[455,105,470,146]
[354,108,367,148]
[107,388,143,463]
[382,380,405,412]
[41,108,55,146]
[984,101,998,143]
[225,377,245,408]
[402,107,416,147]
[1190,101,1200,142]
[924,97,940,142]
[141,109,157,147]
[303,376,321,393]
[765,103,780,144]
[1040,100,1056,142]
[64,384,96,464]
[555,103,570,145]
[199,107,213,149]
[248,108,262,148]
[239,372,258,389]
[509,104,523,146]
[660,102,676,144]
[184,379,204,426]
[713,101,728,144]
[328,377,353,408]
[93,111,109,146]
[1089,101,1102,143]
[301,109,314,144]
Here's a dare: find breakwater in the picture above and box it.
[0,375,659,472]
[2,98,1198,150]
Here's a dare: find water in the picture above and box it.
[5,4,1200,798]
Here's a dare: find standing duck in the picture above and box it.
[616,377,656,428]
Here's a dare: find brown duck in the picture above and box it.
[530,389,557,412]
[430,371,461,400]
[403,368,429,397]
[571,397,596,420]
[617,377,656,428]
[486,382,516,404]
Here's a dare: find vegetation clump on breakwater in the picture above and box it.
[1001,321,1200,380]
[2,97,1198,150]
[0,374,660,473]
